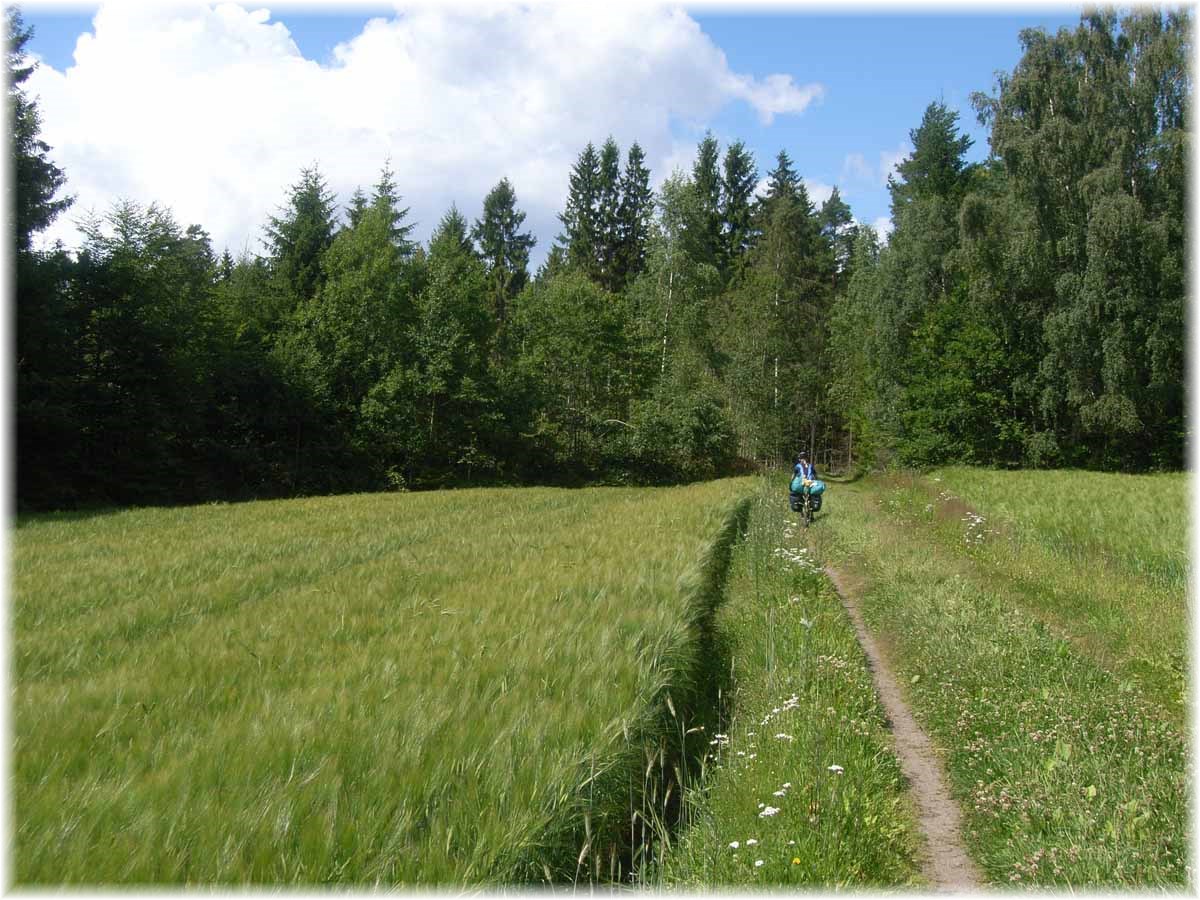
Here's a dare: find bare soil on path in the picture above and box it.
[822,564,985,892]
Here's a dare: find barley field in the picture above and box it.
[14,481,750,885]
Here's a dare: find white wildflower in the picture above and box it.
[827,764,844,775]
[729,841,740,849]
[759,806,780,818]
[754,859,764,868]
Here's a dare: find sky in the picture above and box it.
[19,1,1087,270]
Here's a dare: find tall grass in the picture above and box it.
[14,481,750,885]
[813,474,1188,887]
[658,479,923,887]
[908,467,1187,713]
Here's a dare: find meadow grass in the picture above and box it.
[901,467,1187,714]
[13,480,751,885]
[658,478,923,888]
[809,473,1188,887]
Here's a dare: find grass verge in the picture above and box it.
[809,473,1188,887]
[657,477,924,888]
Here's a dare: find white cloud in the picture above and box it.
[871,215,894,240]
[723,71,823,125]
[877,143,910,187]
[842,143,910,189]
[26,3,825,263]
[841,152,872,183]
[804,179,833,208]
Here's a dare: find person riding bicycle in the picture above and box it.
[793,453,816,483]
[789,452,824,517]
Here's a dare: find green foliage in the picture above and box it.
[15,7,1188,511]
[719,140,758,281]
[511,271,633,471]
[473,178,535,325]
[615,142,654,290]
[7,7,71,252]
[265,166,338,306]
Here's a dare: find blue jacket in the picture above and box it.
[794,460,816,480]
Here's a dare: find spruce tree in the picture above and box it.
[596,137,622,290]
[887,102,973,219]
[757,149,801,216]
[556,143,602,281]
[346,187,369,230]
[614,141,653,291]
[472,177,535,324]
[371,162,416,255]
[720,140,758,277]
[818,186,856,288]
[691,132,722,268]
[266,166,338,304]
[8,8,71,251]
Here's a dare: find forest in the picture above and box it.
[11,7,1189,510]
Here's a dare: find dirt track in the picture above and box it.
[822,565,985,892]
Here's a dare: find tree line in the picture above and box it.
[12,7,1187,510]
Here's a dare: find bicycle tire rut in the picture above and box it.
[822,564,984,892]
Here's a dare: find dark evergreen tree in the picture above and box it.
[370,162,416,254]
[345,187,369,230]
[556,142,602,281]
[595,137,623,290]
[719,140,758,278]
[473,177,535,325]
[265,166,337,305]
[691,132,722,268]
[11,7,80,507]
[8,8,71,252]
[818,186,856,288]
[887,102,974,220]
[614,141,654,291]
[757,149,801,215]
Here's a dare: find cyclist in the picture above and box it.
[793,453,816,482]
[789,452,824,519]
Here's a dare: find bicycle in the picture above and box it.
[789,487,819,527]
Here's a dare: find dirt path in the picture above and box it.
[822,564,985,892]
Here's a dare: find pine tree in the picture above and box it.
[265,166,338,304]
[818,186,856,288]
[757,149,801,216]
[557,142,602,281]
[720,140,758,277]
[887,102,973,220]
[614,141,653,292]
[8,8,71,251]
[691,132,722,268]
[472,177,535,324]
[439,203,476,257]
[371,162,416,255]
[596,137,623,290]
[346,187,369,230]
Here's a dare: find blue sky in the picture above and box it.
[20,3,1085,265]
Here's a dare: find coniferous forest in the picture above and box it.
[12,7,1189,511]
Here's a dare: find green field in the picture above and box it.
[13,468,1189,888]
[659,481,923,888]
[14,482,750,885]
[810,469,1188,887]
